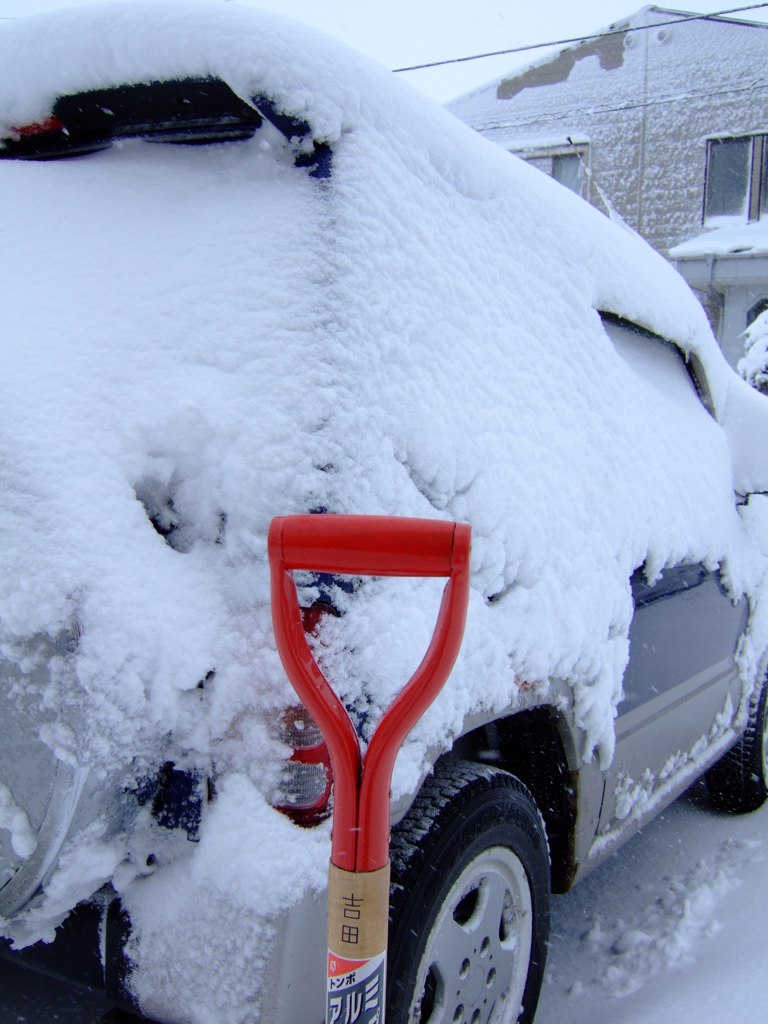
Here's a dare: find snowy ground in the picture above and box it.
[538,778,768,1024]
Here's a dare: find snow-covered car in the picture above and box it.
[2,4,768,1024]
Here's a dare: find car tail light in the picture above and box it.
[16,116,65,137]
[275,703,332,826]
[300,599,337,634]
[272,600,338,825]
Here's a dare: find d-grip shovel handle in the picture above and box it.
[268,515,471,872]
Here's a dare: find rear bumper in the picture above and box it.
[258,885,327,1024]
[0,881,328,1024]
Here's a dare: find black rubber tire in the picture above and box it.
[387,759,550,1024]
[706,673,768,813]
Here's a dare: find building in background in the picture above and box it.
[447,5,768,368]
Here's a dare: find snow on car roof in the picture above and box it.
[1,2,768,1018]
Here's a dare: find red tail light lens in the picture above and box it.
[16,116,65,137]
[300,599,338,634]
[279,703,326,749]
[273,601,338,825]
[274,703,332,826]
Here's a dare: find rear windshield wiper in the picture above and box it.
[0,77,331,177]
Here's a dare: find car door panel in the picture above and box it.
[598,565,747,831]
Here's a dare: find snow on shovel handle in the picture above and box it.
[269,514,471,1024]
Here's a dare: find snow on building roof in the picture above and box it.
[1,3,768,1020]
[447,5,768,130]
[444,1,768,258]
[671,217,768,259]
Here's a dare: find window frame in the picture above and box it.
[703,131,768,224]
[510,141,591,201]
[551,152,584,195]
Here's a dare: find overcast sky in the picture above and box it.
[1,0,767,102]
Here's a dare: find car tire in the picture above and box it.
[387,758,550,1024]
[706,673,768,813]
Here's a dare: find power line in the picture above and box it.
[392,2,768,73]
[2,3,766,64]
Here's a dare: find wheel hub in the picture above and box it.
[410,846,533,1024]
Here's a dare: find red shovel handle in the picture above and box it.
[269,515,471,872]
[277,514,458,576]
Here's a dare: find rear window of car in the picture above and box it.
[599,312,716,418]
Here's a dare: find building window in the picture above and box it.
[705,135,766,222]
[552,153,583,195]
[513,143,589,200]
[747,297,768,327]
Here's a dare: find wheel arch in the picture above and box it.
[449,706,579,893]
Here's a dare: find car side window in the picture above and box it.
[630,562,708,607]
[620,562,747,717]
[599,311,715,418]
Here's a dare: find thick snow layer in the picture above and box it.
[0,784,36,860]
[1,3,768,1020]
[670,217,768,259]
[738,308,768,392]
[125,774,330,1023]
